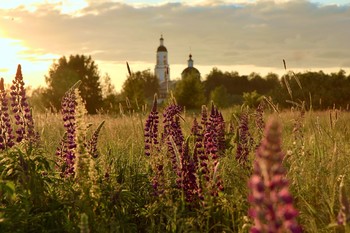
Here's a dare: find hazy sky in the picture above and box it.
[0,0,349,91]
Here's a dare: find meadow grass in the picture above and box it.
[2,95,350,232]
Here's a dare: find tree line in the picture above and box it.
[26,54,350,114]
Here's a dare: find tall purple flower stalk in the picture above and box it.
[248,117,301,233]
[86,121,105,158]
[178,140,200,206]
[191,117,204,201]
[203,103,225,196]
[0,78,15,150]
[144,95,164,195]
[197,106,210,182]
[196,104,224,197]
[56,89,77,177]
[255,101,265,133]
[162,100,184,172]
[209,103,226,155]
[9,65,37,143]
[144,94,159,157]
[236,111,252,165]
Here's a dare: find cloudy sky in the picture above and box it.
[0,0,349,91]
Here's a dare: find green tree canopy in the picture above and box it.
[210,85,232,108]
[174,74,206,109]
[45,54,103,114]
[121,69,159,109]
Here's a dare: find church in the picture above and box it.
[154,35,200,100]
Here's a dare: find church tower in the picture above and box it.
[155,35,170,97]
[181,54,200,79]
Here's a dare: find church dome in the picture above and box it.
[157,35,167,52]
[181,54,200,78]
[157,45,167,52]
[181,67,200,76]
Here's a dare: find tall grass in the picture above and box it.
[1,67,350,232]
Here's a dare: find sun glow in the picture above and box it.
[0,33,24,82]
[0,30,56,87]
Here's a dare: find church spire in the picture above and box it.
[188,54,193,68]
[160,34,164,46]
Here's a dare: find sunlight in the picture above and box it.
[0,34,25,83]
[0,30,55,87]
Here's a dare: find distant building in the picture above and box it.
[154,35,170,99]
[181,54,200,79]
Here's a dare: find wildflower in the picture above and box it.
[248,117,301,233]
[236,111,252,165]
[9,65,37,143]
[199,103,225,197]
[177,140,200,206]
[86,121,105,158]
[57,89,77,177]
[162,100,184,172]
[144,94,159,156]
[144,95,165,196]
[255,101,265,133]
[0,78,15,150]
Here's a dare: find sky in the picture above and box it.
[0,0,349,92]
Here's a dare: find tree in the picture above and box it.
[243,90,263,108]
[210,85,232,108]
[100,73,122,114]
[121,69,159,110]
[174,74,206,109]
[45,54,103,114]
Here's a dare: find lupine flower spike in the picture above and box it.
[10,65,37,143]
[0,78,15,150]
[162,98,184,172]
[144,94,159,157]
[177,139,200,206]
[248,117,301,233]
[57,86,78,177]
[144,94,164,195]
[255,101,265,133]
[86,121,105,158]
[236,111,251,165]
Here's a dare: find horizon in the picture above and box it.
[1,0,349,92]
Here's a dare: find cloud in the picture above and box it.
[0,0,349,73]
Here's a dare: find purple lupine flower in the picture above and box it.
[0,78,15,150]
[197,106,210,182]
[236,111,252,165]
[191,117,204,200]
[144,94,159,156]
[162,101,184,172]
[255,101,265,133]
[208,103,225,155]
[191,117,201,171]
[144,95,165,196]
[57,89,77,177]
[248,117,301,233]
[201,105,208,131]
[177,140,200,207]
[9,65,37,143]
[86,121,105,158]
[202,103,225,196]
[195,104,225,198]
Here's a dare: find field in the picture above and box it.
[2,86,350,233]
[1,72,350,233]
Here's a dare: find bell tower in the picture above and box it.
[155,35,170,84]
